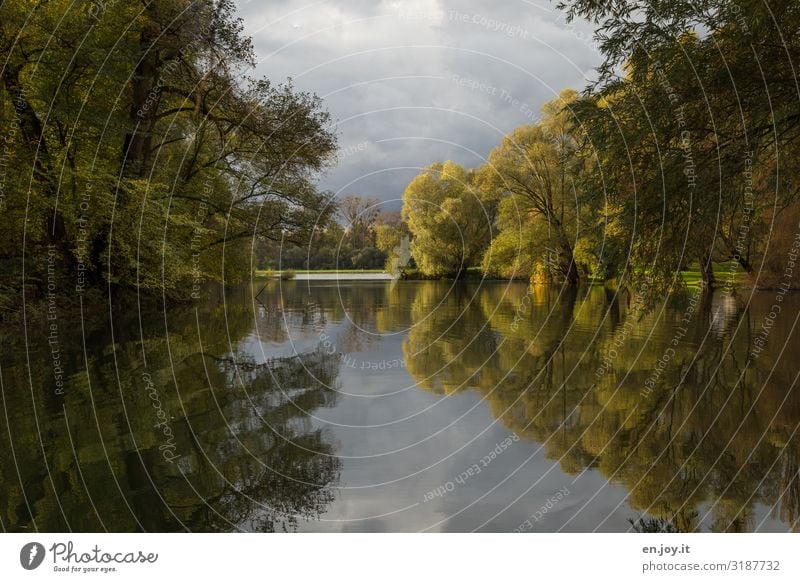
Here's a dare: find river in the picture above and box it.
[1,280,798,532]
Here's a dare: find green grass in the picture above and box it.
[680,261,749,287]
[254,262,751,287]
[593,261,749,287]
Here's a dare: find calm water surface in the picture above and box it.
[2,281,799,532]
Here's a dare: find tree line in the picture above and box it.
[1,0,337,305]
[256,195,411,271]
[401,0,800,299]
[402,281,800,531]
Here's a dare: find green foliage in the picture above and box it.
[375,223,402,254]
[559,0,800,296]
[0,0,336,298]
[350,247,388,270]
[474,90,587,284]
[480,197,537,279]
[375,219,412,273]
[398,3,800,297]
[402,161,496,277]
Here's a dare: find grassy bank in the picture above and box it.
[253,262,752,287]
[680,261,750,287]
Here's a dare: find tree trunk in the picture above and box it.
[735,253,752,273]
[700,253,716,288]
[1,65,66,245]
[559,238,579,285]
[121,21,161,179]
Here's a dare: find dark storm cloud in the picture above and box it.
[235,0,601,206]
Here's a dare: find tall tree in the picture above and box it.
[560,0,800,291]
[339,194,380,248]
[0,0,337,298]
[402,161,496,277]
[479,90,584,284]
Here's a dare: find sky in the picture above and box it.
[234,0,602,209]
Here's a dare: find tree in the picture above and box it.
[559,0,800,292]
[339,194,380,248]
[375,217,411,272]
[0,0,337,298]
[402,161,496,277]
[350,247,387,269]
[479,90,584,284]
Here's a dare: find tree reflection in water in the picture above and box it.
[2,281,799,532]
[0,287,340,532]
[403,283,800,532]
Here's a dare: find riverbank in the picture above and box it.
[254,262,754,287]
[255,269,394,281]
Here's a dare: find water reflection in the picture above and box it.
[1,281,798,531]
[403,283,800,532]
[1,290,340,532]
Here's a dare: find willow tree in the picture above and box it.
[479,90,585,285]
[402,161,496,277]
[559,0,800,291]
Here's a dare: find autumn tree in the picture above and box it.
[479,90,584,284]
[560,0,800,291]
[402,161,496,277]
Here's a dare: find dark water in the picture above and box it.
[2,280,799,532]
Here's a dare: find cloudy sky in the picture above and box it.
[235,0,601,209]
